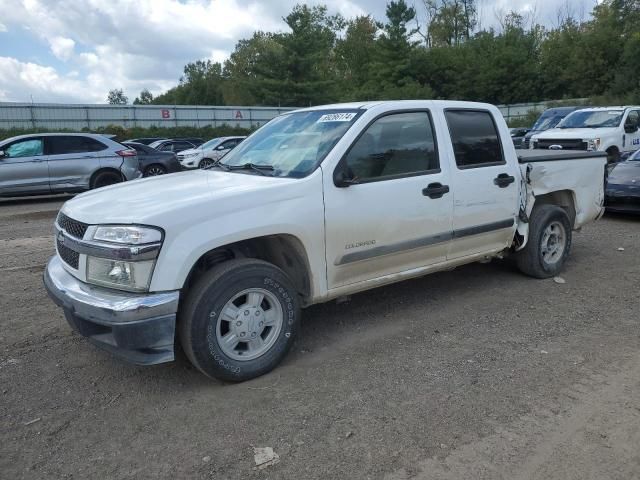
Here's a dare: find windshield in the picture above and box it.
[148,140,163,148]
[219,110,362,178]
[533,113,566,131]
[629,150,640,161]
[201,138,222,149]
[558,110,623,129]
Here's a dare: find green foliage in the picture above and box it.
[133,89,154,105]
[107,89,128,105]
[120,0,639,108]
[0,124,252,143]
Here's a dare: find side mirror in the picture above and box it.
[0,150,5,159]
[215,145,226,150]
[334,166,358,188]
[624,124,638,134]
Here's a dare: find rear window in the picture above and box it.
[444,110,505,168]
[48,136,108,155]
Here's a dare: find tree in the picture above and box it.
[133,89,154,105]
[423,0,477,46]
[107,89,128,104]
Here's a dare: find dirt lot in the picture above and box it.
[1,196,639,480]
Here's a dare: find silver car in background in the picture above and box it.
[0,133,140,197]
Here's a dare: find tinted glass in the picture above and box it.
[158,143,173,151]
[626,110,639,126]
[5,138,44,158]
[172,142,193,151]
[344,112,438,182]
[221,139,239,149]
[49,136,107,155]
[445,110,504,168]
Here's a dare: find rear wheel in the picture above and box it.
[144,164,167,177]
[199,158,215,169]
[516,205,572,279]
[178,259,300,382]
[91,171,122,189]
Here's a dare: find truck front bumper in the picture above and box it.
[44,256,180,365]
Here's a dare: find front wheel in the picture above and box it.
[516,205,572,279]
[144,164,167,177]
[91,171,122,189]
[198,158,215,169]
[178,259,300,382]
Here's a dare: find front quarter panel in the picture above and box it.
[148,172,327,301]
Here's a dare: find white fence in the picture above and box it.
[0,103,295,130]
[0,99,587,130]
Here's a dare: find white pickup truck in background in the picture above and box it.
[44,101,607,382]
[531,106,640,162]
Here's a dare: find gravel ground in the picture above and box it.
[0,196,639,480]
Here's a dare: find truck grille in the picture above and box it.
[535,139,588,150]
[57,237,80,269]
[57,212,88,239]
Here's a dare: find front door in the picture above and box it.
[324,111,453,290]
[443,109,519,259]
[623,109,640,152]
[0,137,49,196]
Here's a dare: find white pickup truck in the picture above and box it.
[44,101,607,382]
[532,106,640,162]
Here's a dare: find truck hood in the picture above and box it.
[534,127,617,139]
[62,170,293,226]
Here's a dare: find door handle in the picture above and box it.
[494,173,515,188]
[422,182,450,199]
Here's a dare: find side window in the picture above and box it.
[625,110,639,127]
[159,143,173,151]
[445,110,505,168]
[344,112,438,182]
[221,140,238,149]
[174,142,193,151]
[4,138,44,158]
[49,136,107,155]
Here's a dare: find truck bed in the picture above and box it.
[517,150,607,230]
[517,149,607,163]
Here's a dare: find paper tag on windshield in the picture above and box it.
[317,112,357,123]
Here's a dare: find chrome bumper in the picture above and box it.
[44,255,180,365]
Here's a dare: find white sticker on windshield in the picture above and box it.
[317,112,357,123]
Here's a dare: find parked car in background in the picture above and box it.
[521,107,581,149]
[179,137,205,147]
[0,133,140,197]
[148,139,197,154]
[178,136,246,169]
[510,127,530,148]
[123,142,182,177]
[123,137,167,145]
[531,106,640,163]
[605,149,640,213]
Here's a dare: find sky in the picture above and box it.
[0,0,598,104]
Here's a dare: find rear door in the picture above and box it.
[324,110,453,289]
[0,137,49,196]
[46,136,110,192]
[443,109,519,259]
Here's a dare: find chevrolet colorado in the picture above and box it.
[44,101,607,381]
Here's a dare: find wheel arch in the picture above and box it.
[90,167,123,188]
[182,234,314,306]
[532,189,577,228]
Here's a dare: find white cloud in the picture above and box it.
[0,0,594,103]
[49,36,75,61]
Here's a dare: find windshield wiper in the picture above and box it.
[204,159,230,171]
[227,163,275,176]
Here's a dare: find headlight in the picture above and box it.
[86,257,155,292]
[586,138,601,151]
[93,225,162,244]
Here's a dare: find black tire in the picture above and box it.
[91,170,122,189]
[516,205,572,279]
[198,158,215,169]
[178,259,300,382]
[144,164,167,177]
